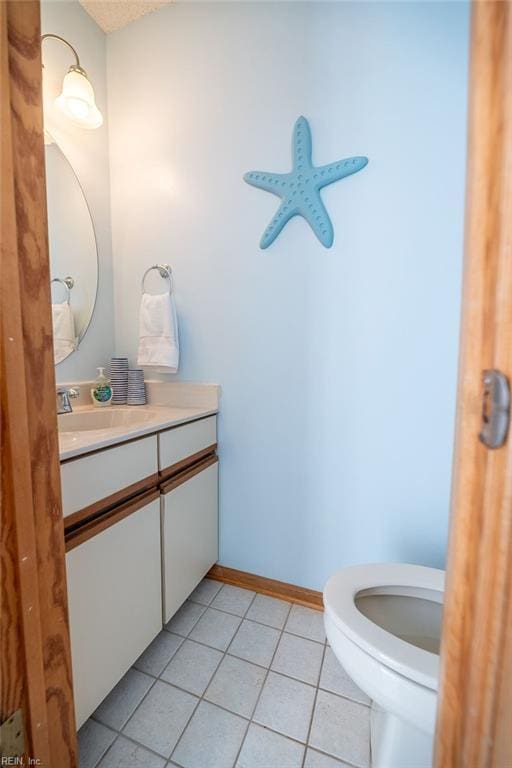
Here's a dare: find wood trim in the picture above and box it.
[159,444,217,483]
[1,13,48,749]
[435,4,512,768]
[207,565,323,611]
[63,472,159,532]
[65,489,160,552]
[161,454,218,495]
[1,3,77,765]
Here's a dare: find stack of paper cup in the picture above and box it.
[127,368,146,406]
[110,357,128,404]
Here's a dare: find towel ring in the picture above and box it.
[51,276,74,304]
[141,264,172,295]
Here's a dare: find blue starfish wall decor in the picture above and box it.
[244,116,368,249]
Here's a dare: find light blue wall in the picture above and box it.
[107,2,469,590]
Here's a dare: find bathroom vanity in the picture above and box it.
[58,384,219,727]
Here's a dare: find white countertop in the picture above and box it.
[59,404,218,461]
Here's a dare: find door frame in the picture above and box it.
[434,2,512,766]
[1,2,77,766]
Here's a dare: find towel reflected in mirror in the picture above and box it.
[52,301,76,364]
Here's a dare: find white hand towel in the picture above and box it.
[137,292,179,372]
[52,302,75,363]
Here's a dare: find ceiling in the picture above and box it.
[79,0,173,33]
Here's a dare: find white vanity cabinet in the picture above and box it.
[60,435,158,521]
[61,412,218,726]
[159,415,217,474]
[66,493,161,728]
[161,458,219,623]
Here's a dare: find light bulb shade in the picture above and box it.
[55,67,103,129]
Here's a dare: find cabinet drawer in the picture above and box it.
[61,435,158,520]
[159,416,217,478]
[66,495,162,728]
[162,459,219,623]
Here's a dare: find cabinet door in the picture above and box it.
[61,435,158,519]
[162,461,219,623]
[159,416,217,478]
[66,497,161,728]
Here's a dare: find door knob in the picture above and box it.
[479,369,510,449]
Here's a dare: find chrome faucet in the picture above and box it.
[56,386,80,414]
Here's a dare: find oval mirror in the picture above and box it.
[45,135,98,364]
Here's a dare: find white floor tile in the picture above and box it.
[172,700,248,768]
[319,647,370,706]
[123,680,198,758]
[211,584,256,616]
[204,654,266,718]
[93,669,153,731]
[189,608,242,651]
[271,632,324,685]
[87,584,371,768]
[77,719,116,768]
[253,671,316,743]
[134,631,183,677]
[161,639,222,696]
[228,619,280,667]
[285,605,326,643]
[165,601,206,637]
[304,747,352,768]
[189,579,223,606]
[309,690,370,768]
[96,736,166,768]
[237,723,304,768]
[246,594,291,629]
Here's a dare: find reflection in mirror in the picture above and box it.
[45,134,98,364]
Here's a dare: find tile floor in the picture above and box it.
[78,580,371,768]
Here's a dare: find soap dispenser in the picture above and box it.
[91,367,113,407]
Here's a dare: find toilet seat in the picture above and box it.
[323,563,444,691]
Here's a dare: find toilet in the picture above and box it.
[323,563,444,768]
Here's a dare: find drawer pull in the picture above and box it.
[64,472,159,533]
[161,453,218,495]
[65,487,160,551]
[160,443,217,483]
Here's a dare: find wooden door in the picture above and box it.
[434,3,512,767]
[1,2,77,766]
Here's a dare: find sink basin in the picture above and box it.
[58,407,163,433]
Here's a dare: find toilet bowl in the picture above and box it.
[323,563,444,768]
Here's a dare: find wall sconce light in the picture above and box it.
[42,34,103,129]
